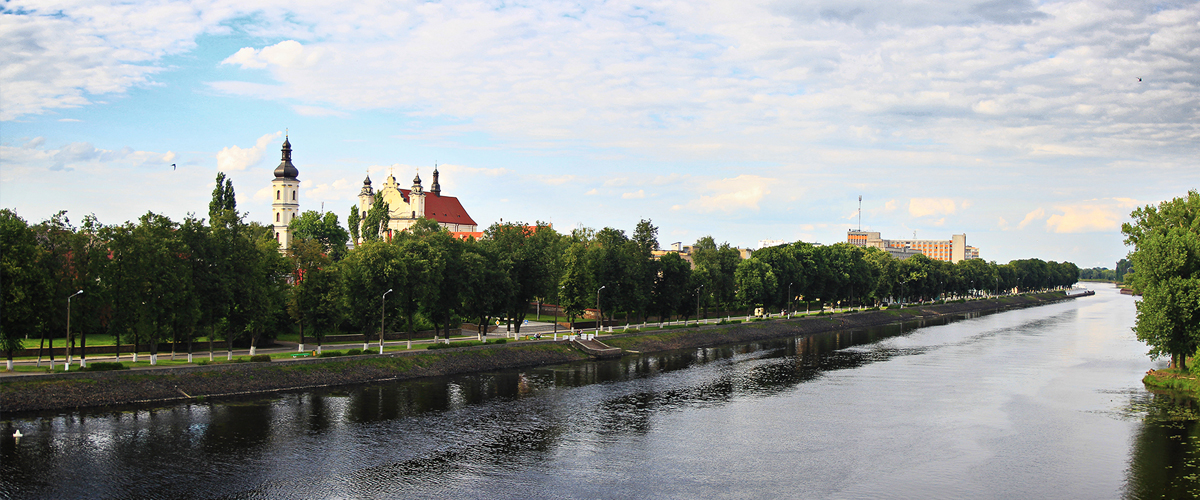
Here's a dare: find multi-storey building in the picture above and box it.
[847,230,979,263]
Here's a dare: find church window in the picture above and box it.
[276,213,280,222]
[292,190,296,201]
[276,190,280,200]
[276,232,280,242]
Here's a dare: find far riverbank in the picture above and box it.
[0,292,1079,413]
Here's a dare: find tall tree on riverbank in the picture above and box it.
[0,210,50,371]
[1122,191,1200,370]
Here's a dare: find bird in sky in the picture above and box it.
[172,163,177,170]
[1138,78,1142,82]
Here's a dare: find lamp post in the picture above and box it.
[787,282,793,318]
[596,286,606,338]
[380,289,392,354]
[65,290,82,371]
[695,284,704,326]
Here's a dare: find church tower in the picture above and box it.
[411,172,426,219]
[271,136,300,250]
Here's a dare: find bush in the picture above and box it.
[493,338,506,344]
[84,362,127,371]
[345,348,363,355]
[249,354,272,363]
[318,350,344,358]
[196,359,210,366]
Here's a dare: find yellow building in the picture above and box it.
[847,230,979,263]
[355,167,478,242]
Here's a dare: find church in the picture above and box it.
[267,137,480,250]
[356,168,479,241]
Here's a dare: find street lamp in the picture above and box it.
[782,282,792,316]
[695,284,704,326]
[381,289,393,354]
[66,290,82,371]
[596,286,606,337]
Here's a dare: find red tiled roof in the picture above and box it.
[399,189,477,226]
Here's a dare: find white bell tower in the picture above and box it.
[271,136,300,250]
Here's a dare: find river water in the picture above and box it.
[3,286,1197,499]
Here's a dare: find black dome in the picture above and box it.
[274,137,299,179]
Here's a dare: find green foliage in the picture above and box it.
[1123,191,1200,368]
[0,209,47,356]
[249,354,271,362]
[318,350,346,358]
[347,204,361,247]
[289,210,350,261]
[345,348,364,355]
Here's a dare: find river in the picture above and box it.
[2,286,1196,499]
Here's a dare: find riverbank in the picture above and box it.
[0,292,1076,413]
[1143,368,1200,399]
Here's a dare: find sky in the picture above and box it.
[2,0,1198,268]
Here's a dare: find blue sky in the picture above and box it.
[3,0,1198,268]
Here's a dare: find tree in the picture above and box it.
[361,197,390,242]
[288,238,340,352]
[1122,191,1200,370]
[559,240,593,329]
[0,209,50,370]
[651,251,691,323]
[485,221,560,334]
[735,257,777,314]
[289,210,350,261]
[209,172,236,222]
[347,204,361,248]
[460,244,510,339]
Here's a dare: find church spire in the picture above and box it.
[273,135,299,179]
[431,164,441,195]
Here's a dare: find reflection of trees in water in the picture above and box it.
[1122,392,1200,499]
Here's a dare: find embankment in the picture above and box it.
[1,292,1074,413]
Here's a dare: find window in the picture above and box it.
[292,190,296,201]
[276,190,280,200]
[276,213,280,222]
[276,232,280,242]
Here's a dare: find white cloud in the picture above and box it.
[585,188,599,195]
[1044,198,1140,234]
[622,190,646,199]
[217,132,282,172]
[162,151,176,163]
[676,175,773,213]
[1018,208,1045,229]
[538,175,576,186]
[909,198,956,218]
[227,40,325,69]
[0,1,211,121]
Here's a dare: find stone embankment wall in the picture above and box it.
[0,293,1072,413]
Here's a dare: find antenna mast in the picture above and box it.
[857,195,862,231]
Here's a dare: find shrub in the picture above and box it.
[319,350,345,358]
[493,338,506,344]
[249,354,271,363]
[345,348,363,356]
[84,362,127,371]
[196,359,210,366]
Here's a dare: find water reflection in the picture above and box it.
[2,290,1197,499]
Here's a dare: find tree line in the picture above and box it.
[1,173,1081,368]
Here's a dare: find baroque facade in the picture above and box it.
[356,167,478,241]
